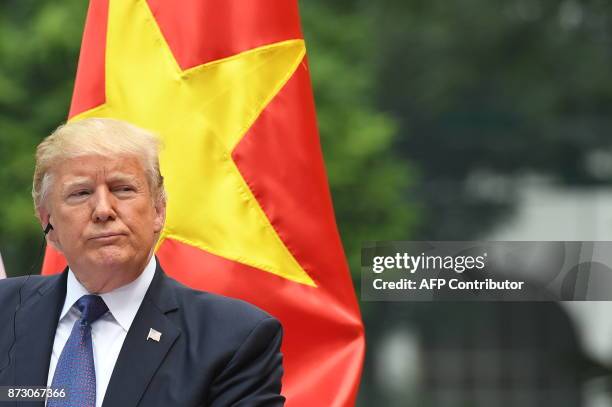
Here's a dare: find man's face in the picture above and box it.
[40,154,165,277]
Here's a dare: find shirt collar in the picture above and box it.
[61,256,157,332]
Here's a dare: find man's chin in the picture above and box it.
[87,248,134,270]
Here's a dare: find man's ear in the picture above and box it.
[153,194,166,234]
[37,206,61,252]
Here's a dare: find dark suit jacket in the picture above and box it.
[0,259,285,407]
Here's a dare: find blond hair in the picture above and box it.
[33,118,165,208]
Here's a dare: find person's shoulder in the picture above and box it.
[165,276,276,324]
[156,274,284,404]
[0,274,51,297]
[0,274,56,321]
[160,275,281,344]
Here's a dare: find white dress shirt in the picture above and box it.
[46,256,157,407]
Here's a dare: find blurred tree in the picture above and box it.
[0,0,86,275]
[374,0,612,239]
[300,1,420,274]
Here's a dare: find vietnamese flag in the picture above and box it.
[42,0,365,405]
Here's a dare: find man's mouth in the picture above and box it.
[89,233,125,241]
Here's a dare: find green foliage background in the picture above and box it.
[0,0,86,273]
[3,0,612,405]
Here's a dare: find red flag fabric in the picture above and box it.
[42,1,365,405]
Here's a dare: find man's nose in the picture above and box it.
[91,187,116,222]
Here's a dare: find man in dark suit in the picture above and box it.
[0,118,284,406]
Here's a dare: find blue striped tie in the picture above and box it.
[48,295,108,407]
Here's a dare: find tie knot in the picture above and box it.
[75,295,108,325]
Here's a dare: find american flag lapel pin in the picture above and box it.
[147,328,162,342]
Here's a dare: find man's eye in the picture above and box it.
[70,190,90,197]
[115,186,135,193]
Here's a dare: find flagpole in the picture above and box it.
[0,250,6,279]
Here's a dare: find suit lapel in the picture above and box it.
[13,272,66,387]
[102,263,180,407]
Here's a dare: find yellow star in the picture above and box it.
[71,0,316,287]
